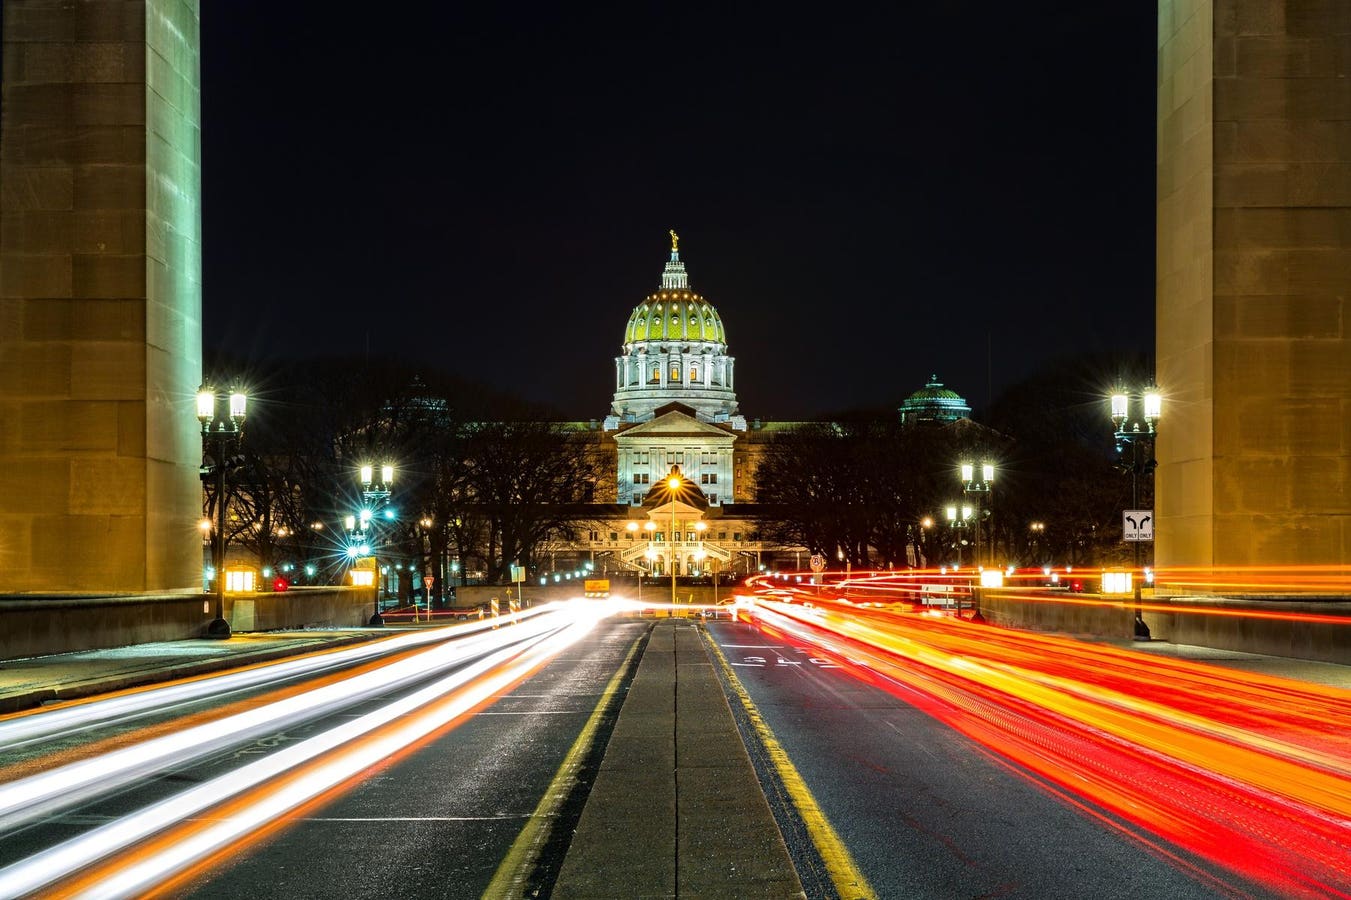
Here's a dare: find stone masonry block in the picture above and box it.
[1214,458,1291,513]
[0,252,72,299]
[1216,77,1351,122]
[71,342,146,400]
[0,459,71,515]
[0,343,72,396]
[75,209,147,255]
[1214,340,1292,397]
[70,457,146,515]
[74,165,145,211]
[1215,207,1351,247]
[1291,455,1351,512]
[1234,36,1347,78]
[1286,2,1351,38]
[3,125,147,168]
[0,211,73,253]
[22,297,146,342]
[1215,164,1351,208]
[33,513,147,588]
[1231,0,1284,35]
[1291,340,1351,392]
[118,400,147,459]
[72,254,145,298]
[1214,294,1344,340]
[20,399,120,452]
[0,166,75,212]
[1223,120,1351,163]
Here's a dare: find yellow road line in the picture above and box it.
[705,633,878,900]
[483,631,645,899]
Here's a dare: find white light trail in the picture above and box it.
[0,610,566,833]
[0,605,606,899]
[0,608,554,750]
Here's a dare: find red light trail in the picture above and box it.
[744,597,1351,898]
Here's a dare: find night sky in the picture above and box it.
[201,5,1157,421]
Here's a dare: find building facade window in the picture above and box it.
[701,473,717,485]
[633,473,649,484]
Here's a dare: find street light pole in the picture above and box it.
[360,462,394,626]
[667,471,683,608]
[946,503,972,617]
[1111,385,1161,641]
[197,384,246,639]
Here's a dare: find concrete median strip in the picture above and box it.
[553,619,805,898]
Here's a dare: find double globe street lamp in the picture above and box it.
[197,383,247,639]
[945,503,973,568]
[960,461,995,567]
[357,462,394,626]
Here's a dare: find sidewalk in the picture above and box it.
[0,628,392,714]
[553,618,804,898]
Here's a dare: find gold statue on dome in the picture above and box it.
[669,229,679,252]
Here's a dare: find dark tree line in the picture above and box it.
[751,353,1157,570]
[203,355,603,600]
[203,350,1155,593]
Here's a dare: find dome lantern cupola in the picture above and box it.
[661,229,689,291]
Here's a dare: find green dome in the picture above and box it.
[624,290,727,345]
[899,375,971,425]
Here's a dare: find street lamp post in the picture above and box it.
[1029,521,1045,565]
[960,462,995,568]
[1111,385,1161,640]
[945,504,973,568]
[946,503,972,617]
[359,462,394,626]
[667,471,683,608]
[643,547,657,602]
[197,384,247,639]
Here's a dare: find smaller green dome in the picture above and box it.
[624,291,727,345]
[899,375,971,425]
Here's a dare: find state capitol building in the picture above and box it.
[545,233,970,583]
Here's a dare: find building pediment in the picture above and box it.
[615,407,736,441]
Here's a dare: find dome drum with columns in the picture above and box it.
[607,231,743,428]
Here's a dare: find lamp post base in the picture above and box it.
[1132,584,1151,640]
[368,611,385,627]
[204,617,231,639]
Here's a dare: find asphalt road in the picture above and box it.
[180,621,646,898]
[706,618,1284,900]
